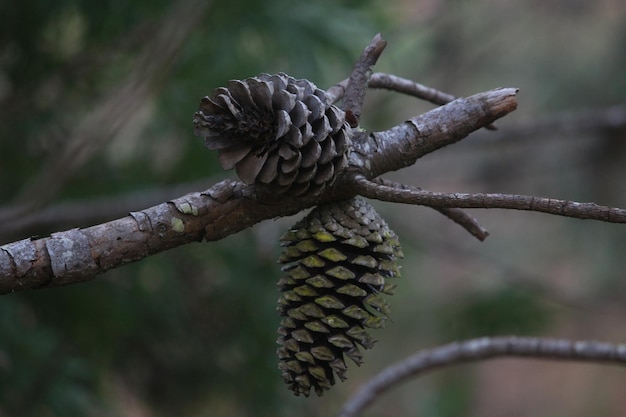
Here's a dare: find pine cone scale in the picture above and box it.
[227,79,255,110]
[246,79,274,111]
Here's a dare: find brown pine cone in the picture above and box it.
[193,73,352,196]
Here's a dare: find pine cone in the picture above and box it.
[276,198,403,396]
[193,73,352,196]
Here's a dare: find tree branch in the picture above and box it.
[342,34,387,127]
[0,86,518,294]
[349,88,518,177]
[328,71,500,131]
[338,336,626,417]
[0,178,218,244]
[327,72,456,105]
[369,72,457,105]
[352,175,626,223]
[0,180,336,294]
[370,178,489,241]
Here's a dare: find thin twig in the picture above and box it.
[338,336,626,417]
[371,178,489,241]
[328,71,452,106]
[325,80,348,105]
[327,71,475,105]
[368,72,497,130]
[327,72,499,129]
[352,175,626,224]
[341,34,387,127]
[329,72,454,105]
[370,72,457,105]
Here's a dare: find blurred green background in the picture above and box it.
[1,1,625,416]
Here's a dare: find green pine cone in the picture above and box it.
[276,197,403,397]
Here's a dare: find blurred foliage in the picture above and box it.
[439,286,553,340]
[1,0,626,416]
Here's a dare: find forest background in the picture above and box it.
[1,0,625,416]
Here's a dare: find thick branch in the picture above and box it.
[0,180,350,294]
[0,86,519,293]
[0,178,217,244]
[338,336,626,417]
[353,176,626,223]
[349,88,518,177]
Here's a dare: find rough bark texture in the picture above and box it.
[353,88,517,177]
[342,33,387,126]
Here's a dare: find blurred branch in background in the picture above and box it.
[0,177,217,244]
[477,105,626,143]
[339,336,626,417]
